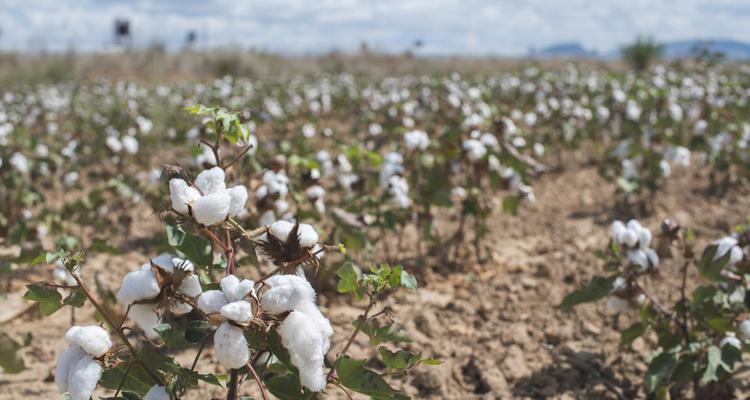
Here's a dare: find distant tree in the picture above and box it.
[621,36,663,72]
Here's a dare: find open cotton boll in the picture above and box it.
[198,290,229,314]
[171,301,193,315]
[610,221,626,241]
[220,275,255,302]
[179,274,203,298]
[67,355,103,400]
[739,320,750,341]
[261,275,316,313]
[227,185,248,216]
[220,301,254,323]
[627,250,650,271]
[194,167,226,195]
[714,236,744,266]
[130,303,161,340]
[169,179,201,214]
[637,227,652,249]
[270,220,294,242]
[116,268,160,305]
[297,224,319,247]
[278,310,328,391]
[55,345,86,393]
[294,301,333,353]
[64,325,112,357]
[214,321,250,369]
[143,385,169,400]
[193,192,231,226]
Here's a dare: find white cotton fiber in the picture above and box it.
[294,301,333,353]
[55,345,86,393]
[179,274,203,298]
[198,290,229,314]
[116,268,160,305]
[194,167,226,195]
[129,303,162,340]
[169,179,201,214]
[64,325,112,357]
[193,192,231,226]
[66,354,103,400]
[171,301,193,315]
[278,310,328,391]
[227,185,248,216]
[270,220,294,242]
[297,224,319,247]
[220,275,255,302]
[143,385,170,400]
[214,321,250,369]
[220,301,254,323]
[171,257,195,273]
[261,275,316,313]
[151,253,176,271]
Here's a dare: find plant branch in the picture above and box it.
[245,360,270,400]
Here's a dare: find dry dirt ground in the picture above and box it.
[2,158,749,399]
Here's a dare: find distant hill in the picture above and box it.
[535,39,750,60]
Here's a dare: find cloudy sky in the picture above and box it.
[2,0,749,55]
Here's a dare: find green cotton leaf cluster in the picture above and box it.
[185,104,251,144]
[336,262,417,299]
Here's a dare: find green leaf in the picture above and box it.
[645,351,677,393]
[336,356,409,400]
[336,262,361,295]
[559,275,617,310]
[23,283,63,316]
[166,225,212,267]
[378,347,422,369]
[359,321,412,346]
[620,322,647,346]
[100,362,155,396]
[0,333,25,373]
[62,289,86,307]
[265,374,305,400]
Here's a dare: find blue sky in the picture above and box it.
[2,0,750,55]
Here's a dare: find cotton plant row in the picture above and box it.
[561,217,750,398]
[19,105,434,400]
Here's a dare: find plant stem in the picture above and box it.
[326,294,376,381]
[227,369,239,400]
[245,361,269,400]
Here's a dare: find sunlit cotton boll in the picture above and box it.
[193,192,231,226]
[169,179,201,214]
[214,321,250,369]
[714,236,744,267]
[64,325,112,357]
[739,320,750,341]
[56,325,112,400]
[462,139,487,162]
[194,167,226,195]
[278,307,331,391]
[9,152,28,173]
[143,385,169,400]
[260,274,316,313]
[404,129,429,150]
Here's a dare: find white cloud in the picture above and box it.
[1,0,749,54]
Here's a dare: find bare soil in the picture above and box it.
[2,156,748,399]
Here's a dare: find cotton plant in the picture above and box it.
[169,166,248,226]
[562,219,750,397]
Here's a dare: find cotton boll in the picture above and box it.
[55,346,86,393]
[637,227,653,249]
[66,354,103,400]
[193,192,231,226]
[261,275,316,313]
[151,253,176,271]
[198,290,229,314]
[627,249,650,271]
[169,179,201,214]
[606,296,630,312]
[610,221,626,242]
[170,301,193,315]
[227,185,248,216]
[714,236,743,266]
[130,303,161,340]
[116,268,160,305]
[220,275,255,302]
[220,301,254,323]
[64,326,112,357]
[297,224,319,247]
[270,220,295,241]
[214,321,250,369]
[179,274,203,298]
[620,229,638,248]
[278,311,328,391]
[194,167,226,195]
[143,385,169,400]
[295,301,333,353]
[721,333,742,349]
[739,320,750,341]
[645,248,659,269]
[171,257,195,273]
[122,135,139,154]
